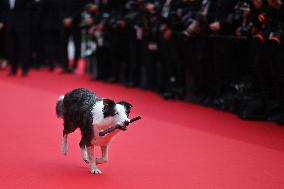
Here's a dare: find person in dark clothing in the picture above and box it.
[206,0,239,34]
[124,0,145,87]
[0,18,6,69]
[82,0,115,81]
[104,0,129,83]
[30,0,43,69]
[0,0,33,76]
[262,0,284,123]
[38,0,62,71]
[60,0,85,73]
[141,6,162,91]
[189,0,239,105]
[159,0,202,99]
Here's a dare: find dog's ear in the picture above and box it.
[102,99,116,117]
[117,101,133,115]
[103,99,115,106]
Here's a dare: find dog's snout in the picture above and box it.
[124,120,130,126]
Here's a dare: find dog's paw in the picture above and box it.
[91,168,102,174]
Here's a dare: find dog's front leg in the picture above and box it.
[96,146,109,164]
[61,134,68,155]
[87,145,102,174]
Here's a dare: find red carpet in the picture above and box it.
[0,69,284,189]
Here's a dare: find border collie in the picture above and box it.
[56,88,132,174]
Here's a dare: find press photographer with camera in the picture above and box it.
[140,2,161,90]
[157,0,202,99]
[267,0,284,43]
[81,0,113,81]
[227,0,284,122]
[105,1,129,84]
[257,0,284,122]
[252,0,284,43]
[123,0,146,87]
[82,0,130,83]
[60,0,86,73]
[182,0,241,106]
[37,0,62,71]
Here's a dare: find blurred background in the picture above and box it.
[0,0,283,124]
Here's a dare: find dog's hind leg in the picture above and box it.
[62,134,68,155]
[79,140,89,163]
[62,121,77,156]
[96,146,109,164]
[79,125,94,164]
[87,145,102,174]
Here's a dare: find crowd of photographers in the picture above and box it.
[0,0,283,124]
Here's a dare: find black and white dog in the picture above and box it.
[56,88,132,174]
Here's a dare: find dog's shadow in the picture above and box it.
[33,159,101,178]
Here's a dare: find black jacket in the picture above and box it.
[60,0,85,27]
[0,0,34,32]
[38,0,62,31]
[206,0,239,34]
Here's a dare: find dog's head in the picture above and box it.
[115,101,133,124]
[102,99,133,124]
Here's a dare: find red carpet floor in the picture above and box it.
[0,69,284,189]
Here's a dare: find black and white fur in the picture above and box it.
[56,88,132,174]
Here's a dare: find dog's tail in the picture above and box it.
[56,95,65,118]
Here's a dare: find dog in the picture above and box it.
[56,88,132,174]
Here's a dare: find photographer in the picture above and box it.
[0,5,6,70]
[82,0,130,83]
[0,0,35,76]
[124,0,146,87]
[82,1,112,81]
[38,0,62,71]
[182,0,239,106]
[141,3,163,91]
[264,0,284,123]
[158,0,202,99]
[233,0,284,122]
[106,1,129,83]
[60,0,85,73]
